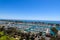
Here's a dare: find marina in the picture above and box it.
[0,19,60,34]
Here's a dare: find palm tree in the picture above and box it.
[51,27,58,34]
[51,27,58,37]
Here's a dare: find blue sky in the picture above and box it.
[0,0,60,21]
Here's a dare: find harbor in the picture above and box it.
[0,20,60,34]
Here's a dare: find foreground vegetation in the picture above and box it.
[0,25,60,40]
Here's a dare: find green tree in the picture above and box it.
[50,36,56,40]
[5,27,17,36]
[41,37,45,40]
[0,26,5,31]
[39,32,42,36]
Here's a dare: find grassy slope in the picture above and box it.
[0,31,15,40]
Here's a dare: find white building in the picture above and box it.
[58,30,60,35]
[46,28,50,34]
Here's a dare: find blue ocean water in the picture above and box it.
[0,19,60,24]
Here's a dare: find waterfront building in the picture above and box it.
[46,28,50,34]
